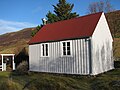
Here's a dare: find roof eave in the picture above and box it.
[29,36,91,45]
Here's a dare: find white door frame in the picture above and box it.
[0,54,15,71]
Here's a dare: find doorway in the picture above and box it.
[0,54,15,71]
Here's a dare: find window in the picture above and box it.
[41,44,49,57]
[62,41,71,56]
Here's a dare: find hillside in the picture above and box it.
[0,28,35,54]
[106,10,120,37]
[0,10,120,59]
[106,10,120,58]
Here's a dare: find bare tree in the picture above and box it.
[88,2,97,14]
[105,0,114,12]
[88,0,114,14]
[97,0,104,12]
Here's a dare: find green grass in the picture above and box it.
[0,72,10,83]
[0,69,120,90]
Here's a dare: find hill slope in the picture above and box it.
[0,28,35,54]
[106,10,120,37]
[106,10,120,58]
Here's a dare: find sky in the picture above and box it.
[0,0,120,35]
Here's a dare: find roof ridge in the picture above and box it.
[45,12,103,26]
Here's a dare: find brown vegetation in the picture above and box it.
[106,10,120,37]
[0,28,35,54]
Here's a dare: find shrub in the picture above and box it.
[114,61,120,68]
[15,61,28,75]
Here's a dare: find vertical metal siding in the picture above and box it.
[29,45,39,71]
[91,13,114,75]
[29,38,90,75]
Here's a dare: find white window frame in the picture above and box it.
[41,43,49,57]
[61,41,72,57]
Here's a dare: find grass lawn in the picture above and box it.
[0,68,120,90]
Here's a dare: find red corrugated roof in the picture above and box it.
[29,12,102,44]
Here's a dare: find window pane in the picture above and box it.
[67,50,71,55]
[63,42,66,47]
[42,44,44,56]
[63,46,66,55]
[67,42,71,55]
[42,44,49,56]
[63,51,66,55]
[67,46,70,51]
[67,42,70,47]
[63,42,66,55]
[63,46,66,51]
[46,51,48,56]
[46,44,48,56]
[62,42,71,56]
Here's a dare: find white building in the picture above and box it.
[29,12,114,75]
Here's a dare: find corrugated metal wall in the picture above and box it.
[29,38,91,75]
[91,13,114,75]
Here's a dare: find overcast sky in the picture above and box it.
[0,0,120,34]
